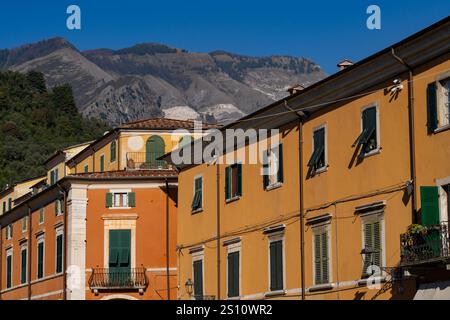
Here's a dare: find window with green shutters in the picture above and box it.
[21,247,27,284]
[269,240,283,291]
[420,186,440,226]
[6,251,12,288]
[110,141,117,162]
[50,168,59,185]
[39,208,45,224]
[106,192,135,208]
[100,155,105,172]
[84,165,89,173]
[353,106,378,157]
[225,163,242,201]
[3,201,6,213]
[192,176,203,212]
[307,127,326,172]
[314,230,330,285]
[109,230,131,275]
[56,234,63,274]
[427,78,450,133]
[263,144,284,189]
[227,251,240,298]
[193,260,204,299]
[37,240,44,279]
[362,220,382,278]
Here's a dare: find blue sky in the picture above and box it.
[0,1,448,73]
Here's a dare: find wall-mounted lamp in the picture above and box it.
[185,278,194,296]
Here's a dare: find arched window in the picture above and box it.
[146,135,165,168]
[110,140,117,162]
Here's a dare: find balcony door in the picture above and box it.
[109,229,131,286]
[146,135,165,167]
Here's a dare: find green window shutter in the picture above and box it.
[363,223,373,277]
[227,251,239,297]
[21,249,27,284]
[106,193,113,208]
[38,242,44,278]
[110,141,116,162]
[109,230,120,267]
[270,240,283,291]
[420,186,440,226]
[119,248,130,265]
[56,235,63,273]
[50,171,55,185]
[314,234,322,285]
[6,255,12,288]
[55,168,59,181]
[193,260,203,298]
[84,165,88,173]
[321,232,329,283]
[100,155,105,172]
[373,221,381,270]
[225,166,231,200]
[263,151,269,189]
[277,144,284,183]
[236,163,242,196]
[427,82,438,134]
[128,192,136,207]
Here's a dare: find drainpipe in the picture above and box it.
[56,183,68,300]
[283,101,306,300]
[391,48,418,224]
[216,162,221,300]
[165,178,171,300]
[27,204,32,300]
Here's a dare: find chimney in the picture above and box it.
[337,59,354,71]
[287,84,306,95]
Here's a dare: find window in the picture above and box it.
[108,230,131,284]
[225,163,242,201]
[362,220,382,278]
[37,236,45,279]
[227,251,240,298]
[420,186,440,227]
[55,199,63,216]
[427,77,450,132]
[192,176,203,212]
[50,169,59,185]
[307,127,326,172]
[56,232,63,274]
[353,106,379,157]
[21,245,27,284]
[84,165,89,173]
[6,249,12,288]
[110,141,117,162]
[8,197,12,210]
[106,192,135,208]
[269,239,283,291]
[6,224,13,240]
[2,201,5,213]
[313,228,330,285]
[263,144,284,189]
[444,184,450,223]
[193,259,204,300]
[39,208,45,224]
[100,155,105,172]
[22,216,28,233]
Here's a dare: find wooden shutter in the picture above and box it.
[314,234,322,285]
[277,144,284,183]
[236,163,242,196]
[6,255,12,288]
[193,260,203,298]
[362,223,373,277]
[270,240,283,291]
[227,252,239,297]
[225,166,231,200]
[128,192,136,207]
[110,141,116,162]
[263,151,269,189]
[420,186,440,226]
[427,82,438,134]
[321,232,329,283]
[100,155,105,172]
[38,242,44,278]
[21,249,27,284]
[56,235,63,273]
[373,221,381,270]
[106,193,113,208]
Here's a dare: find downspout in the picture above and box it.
[391,48,418,224]
[165,178,171,300]
[27,204,32,300]
[56,183,68,300]
[216,162,221,300]
[284,101,306,300]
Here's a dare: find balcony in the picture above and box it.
[400,222,450,267]
[126,152,172,170]
[88,267,148,293]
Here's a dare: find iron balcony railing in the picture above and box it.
[400,222,450,267]
[193,295,216,300]
[126,152,172,170]
[88,267,148,290]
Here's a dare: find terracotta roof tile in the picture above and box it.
[70,169,178,179]
[119,118,219,130]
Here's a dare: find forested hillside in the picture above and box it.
[0,70,110,189]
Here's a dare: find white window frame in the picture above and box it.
[264,144,283,189]
[192,175,203,213]
[191,249,205,300]
[226,241,241,299]
[360,211,386,278]
[360,103,381,158]
[36,234,45,279]
[436,176,450,224]
[311,124,328,173]
[6,248,13,288]
[6,224,13,240]
[267,232,286,294]
[55,199,63,216]
[22,216,28,233]
[39,207,45,225]
[55,227,64,275]
[109,189,132,209]
[311,222,333,286]
[20,243,28,284]
[436,73,450,130]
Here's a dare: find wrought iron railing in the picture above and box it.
[400,222,450,266]
[88,267,148,290]
[193,295,216,300]
[126,152,171,170]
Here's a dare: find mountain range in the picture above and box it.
[0,37,326,124]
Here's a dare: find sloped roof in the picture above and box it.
[119,118,219,130]
[69,169,178,179]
